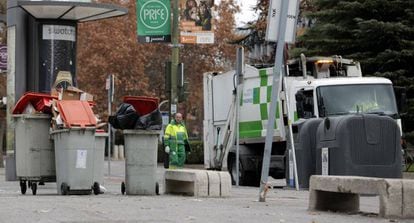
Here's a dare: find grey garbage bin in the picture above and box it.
[94,131,108,186]
[315,115,402,178]
[285,118,323,189]
[14,114,55,195]
[122,130,160,195]
[51,127,100,195]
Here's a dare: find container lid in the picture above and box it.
[123,96,159,116]
[13,92,57,114]
[57,100,97,128]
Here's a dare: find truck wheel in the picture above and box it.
[20,181,27,195]
[61,183,69,195]
[31,182,37,195]
[229,155,260,186]
[92,182,100,195]
[155,182,159,195]
[229,157,243,185]
[121,182,126,195]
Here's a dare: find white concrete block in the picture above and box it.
[194,170,208,197]
[218,171,231,197]
[309,175,384,195]
[207,171,220,197]
[165,169,208,197]
[379,179,403,218]
[402,179,414,218]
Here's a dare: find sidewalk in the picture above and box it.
[0,161,403,223]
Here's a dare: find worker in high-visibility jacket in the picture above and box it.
[164,113,190,168]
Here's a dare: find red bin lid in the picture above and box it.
[13,92,57,114]
[123,96,159,116]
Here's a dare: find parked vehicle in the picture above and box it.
[203,55,404,186]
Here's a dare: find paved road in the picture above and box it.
[0,161,412,223]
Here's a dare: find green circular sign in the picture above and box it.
[140,0,169,30]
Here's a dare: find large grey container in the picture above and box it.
[51,128,98,195]
[14,114,55,195]
[316,114,402,178]
[94,132,108,185]
[123,130,159,195]
[286,118,323,189]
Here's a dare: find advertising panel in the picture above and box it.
[179,0,214,44]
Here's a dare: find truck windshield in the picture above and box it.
[317,84,398,117]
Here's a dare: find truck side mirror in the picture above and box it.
[295,91,305,118]
[394,86,407,112]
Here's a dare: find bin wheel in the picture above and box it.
[121,182,125,195]
[155,182,159,195]
[20,181,27,195]
[92,182,100,195]
[61,183,69,195]
[31,182,37,195]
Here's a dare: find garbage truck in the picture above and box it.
[203,55,404,186]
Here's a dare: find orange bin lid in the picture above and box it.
[123,96,159,116]
[57,100,97,128]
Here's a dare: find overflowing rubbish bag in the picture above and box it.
[109,96,162,130]
[108,103,139,129]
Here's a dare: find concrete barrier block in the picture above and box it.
[308,189,359,213]
[207,171,220,197]
[402,179,414,218]
[194,170,209,197]
[379,179,403,218]
[310,175,384,195]
[218,171,231,197]
[165,169,231,197]
[165,169,208,197]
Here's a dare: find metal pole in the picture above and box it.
[169,0,179,116]
[107,74,112,176]
[259,0,289,202]
[235,47,244,187]
[284,76,299,190]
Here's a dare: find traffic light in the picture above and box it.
[165,61,171,94]
[177,63,189,102]
[178,81,189,102]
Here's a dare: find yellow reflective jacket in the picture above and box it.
[164,121,188,149]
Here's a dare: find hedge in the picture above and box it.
[157,140,204,164]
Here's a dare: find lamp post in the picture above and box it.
[169,0,179,118]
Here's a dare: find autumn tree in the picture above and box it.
[77,0,155,116]
[77,0,241,137]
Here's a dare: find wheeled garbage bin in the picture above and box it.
[285,118,323,189]
[121,130,160,195]
[315,115,402,178]
[51,127,101,195]
[94,130,108,187]
[14,114,56,195]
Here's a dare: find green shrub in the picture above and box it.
[157,140,204,164]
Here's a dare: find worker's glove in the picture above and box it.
[165,146,170,154]
[185,141,191,154]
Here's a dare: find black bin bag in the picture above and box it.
[108,103,139,129]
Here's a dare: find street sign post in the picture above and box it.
[0,44,7,71]
[265,0,300,43]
